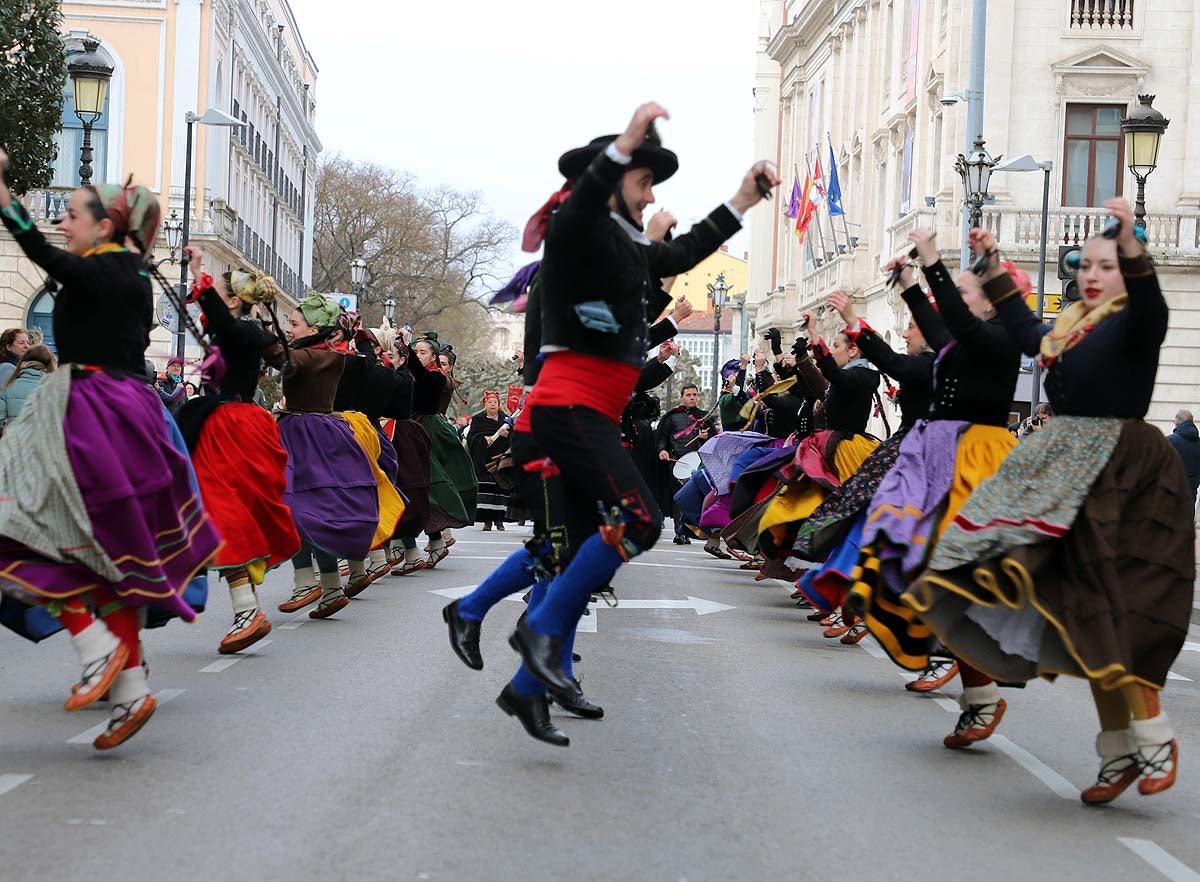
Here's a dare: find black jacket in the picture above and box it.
[902,263,1021,427]
[1168,420,1200,501]
[852,324,934,429]
[539,148,741,367]
[656,405,717,457]
[522,275,679,389]
[990,251,1167,420]
[1,201,151,374]
[811,349,879,435]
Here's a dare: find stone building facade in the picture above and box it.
[745,0,1200,429]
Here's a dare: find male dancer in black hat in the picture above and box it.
[495,101,777,741]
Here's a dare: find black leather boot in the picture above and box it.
[442,600,483,670]
[508,617,575,703]
[552,678,604,720]
[496,684,569,747]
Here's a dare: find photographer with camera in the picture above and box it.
[1018,403,1053,439]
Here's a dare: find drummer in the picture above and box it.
[657,383,718,545]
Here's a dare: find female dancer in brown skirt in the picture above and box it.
[904,201,1193,804]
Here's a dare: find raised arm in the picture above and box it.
[1105,198,1168,350]
[909,228,1010,356]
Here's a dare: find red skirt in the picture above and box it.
[193,402,300,577]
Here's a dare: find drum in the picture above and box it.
[673,452,702,482]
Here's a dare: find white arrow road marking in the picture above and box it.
[429,586,733,615]
[0,774,33,797]
[68,689,185,744]
[430,587,733,633]
[1167,670,1191,682]
[1117,838,1200,882]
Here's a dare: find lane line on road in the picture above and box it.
[0,774,33,797]
[199,642,272,673]
[1117,837,1200,882]
[277,622,307,630]
[68,689,185,744]
[989,736,1077,800]
[1167,670,1191,682]
[628,561,739,573]
[852,634,1081,801]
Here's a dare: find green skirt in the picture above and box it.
[417,414,478,532]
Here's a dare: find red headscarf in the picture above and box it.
[522,180,575,253]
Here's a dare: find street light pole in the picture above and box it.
[178,109,247,359]
[66,38,113,187]
[1120,94,1170,231]
[991,153,1053,410]
[707,274,729,407]
[961,0,987,270]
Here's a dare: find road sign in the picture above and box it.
[328,291,358,314]
[1025,293,1062,317]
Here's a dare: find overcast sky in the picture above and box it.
[287,0,760,284]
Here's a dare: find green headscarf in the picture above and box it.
[298,293,340,329]
[92,183,160,254]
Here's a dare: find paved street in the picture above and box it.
[2,525,1200,882]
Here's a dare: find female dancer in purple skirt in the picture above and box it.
[276,295,380,618]
[0,150,221,749]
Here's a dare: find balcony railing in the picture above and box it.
[20,187,73,223]
[886,207,937,260]
[1069,0,1135,30]
[980,206,1193,253]
[799,254,855,313]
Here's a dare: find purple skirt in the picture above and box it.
[862,419,968,592]
[278,412,378,559]
[0,370,221,620]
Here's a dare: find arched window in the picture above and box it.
[51,36,116,187]
[26,287,56,352]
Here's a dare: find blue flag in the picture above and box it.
[827,145,845,217]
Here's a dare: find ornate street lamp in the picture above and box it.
[66,38,113,186]
[384,295,396,323]
[158,210,183,265]
[1121,94,1170,229]
[708,273,729,402]
[954,136,999,230]
[350,255,367,292]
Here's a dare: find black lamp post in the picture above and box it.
[66,38,113,186]
[708,273,729,403]
[350,255,367,293]
[178,108,246,358]
[1121,94,1170,230]
[156,210,183,267]
[954,136,999,230]
[384,295,396,323]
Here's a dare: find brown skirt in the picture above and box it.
[906,419,1195,691]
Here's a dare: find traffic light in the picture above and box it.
[1062,278,1081,304]
[1058,244,1082,305]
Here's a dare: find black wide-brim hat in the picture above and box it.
[558,128,679,183]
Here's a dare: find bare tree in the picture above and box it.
[311,155,516,330]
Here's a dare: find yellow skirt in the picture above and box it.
[339,411,406,550]
[758,433,879,556]
[849,423,1017,671]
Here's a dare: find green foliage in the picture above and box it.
[0,1,66,194]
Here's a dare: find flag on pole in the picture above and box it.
[827,144,845,217]
[811,153,827,205]
[794,166,816,241]
[785,178,801,219]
